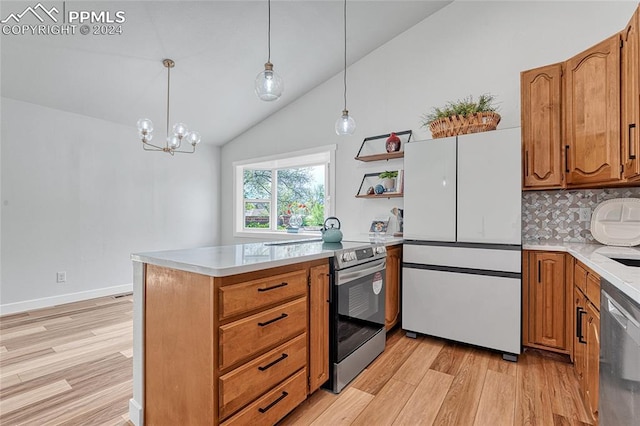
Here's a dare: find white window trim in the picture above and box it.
[233,144,336,239]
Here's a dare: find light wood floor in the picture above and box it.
[0,294,133,425]
[0,295,591,426]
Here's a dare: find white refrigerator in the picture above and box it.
[402,127,522,359]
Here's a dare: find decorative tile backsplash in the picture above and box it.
[522,187,640,244]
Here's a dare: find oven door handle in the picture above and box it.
[336,259,386,286]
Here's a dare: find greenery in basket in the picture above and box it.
[379,171,398,179]
[420,94,499,128]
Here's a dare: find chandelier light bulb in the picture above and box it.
[137,118,154,133]
[255,62,283,101]
[335,110,356,135]
[167,135,181,150]
[172,122,189,138]
[185,131,202,146]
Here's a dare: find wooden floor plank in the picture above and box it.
[278,388,339,425]
[473,369,516,426]
[542,354,592,424]
[392,369,454,426]
[487,352,518,377]
[515,350,555,426]
[432,348,491,425]
[0,379,72,415]
[0,325,47,342]
[393,336,444,386]
[429,341,470,376]
[309,387,374,426]
[351,378,415,426]
[350,334,421,395]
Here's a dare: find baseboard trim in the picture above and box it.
[129,398,143,426]
[0,284,133,316]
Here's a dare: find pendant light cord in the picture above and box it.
[267,0,271,63]
[342,0,347,111]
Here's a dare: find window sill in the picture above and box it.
[234,230,322,240]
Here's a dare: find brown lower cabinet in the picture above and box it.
[523,252,601,423]
[144,259,329,425]
[574,260,601,423]
[522,251,572,354]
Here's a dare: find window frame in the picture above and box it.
[233,145,336,239]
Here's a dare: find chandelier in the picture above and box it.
[136,59,201,155]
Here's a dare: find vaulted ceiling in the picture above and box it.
[1,1,451,146]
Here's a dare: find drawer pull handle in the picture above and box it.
[258,391,289,413]
[258,313,288,327]
[258,353,288,371]
[258,282,288,292]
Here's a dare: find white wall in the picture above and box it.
[0,98,220,314]
[220,1,637,244]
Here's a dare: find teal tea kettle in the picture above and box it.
[321,217,343,243]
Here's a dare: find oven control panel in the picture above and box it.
[335,244,386,269]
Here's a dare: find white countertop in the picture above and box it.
[523,241,640,304]
[132,238,402,277]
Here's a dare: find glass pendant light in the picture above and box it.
[255,0,283,101]
[335,0,355,135]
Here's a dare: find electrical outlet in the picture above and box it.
[56,271,66,283]
[579,208,591,223]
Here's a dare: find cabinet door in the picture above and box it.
[403,136,456,241]
[385,245,402,330]
[622,7,640,180]
[565,35,621,185]
[585,302,600,422]
[521,63,564,189]
[574,288,587,388]
[529,252,567,350]
[308,264,329,393]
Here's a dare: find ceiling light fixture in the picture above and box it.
[255,0,283,101]
[136,59,201,155]
[335,0,355,136]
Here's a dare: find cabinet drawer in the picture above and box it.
[219,297,307,369]
[221,368,307,426]
[586,273,600,311]
[219,333,307,419]
[574,262,588,293]
[219,270,307,320]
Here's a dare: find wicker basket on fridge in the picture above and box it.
[429,111,501,139]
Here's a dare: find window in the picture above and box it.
[234,146,336,236]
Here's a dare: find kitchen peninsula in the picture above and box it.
[128,238,400,426]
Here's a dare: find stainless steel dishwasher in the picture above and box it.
[600,278,640,425]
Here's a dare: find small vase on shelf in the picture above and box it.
[386,132,401,153]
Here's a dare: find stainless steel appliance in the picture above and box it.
[600,278,640,425]
[402,127,522,360]
[327,243,387,393]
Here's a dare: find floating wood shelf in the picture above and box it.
[354,130,412,162]
[354,152,404,162]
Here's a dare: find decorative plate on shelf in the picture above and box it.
[590,198,640,246]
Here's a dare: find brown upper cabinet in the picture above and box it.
[564,34,621,186]
[521,63,564,189]
[521,5,640,190]
[622,7,640,180]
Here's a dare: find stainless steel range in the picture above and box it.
[326,243,387,393]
